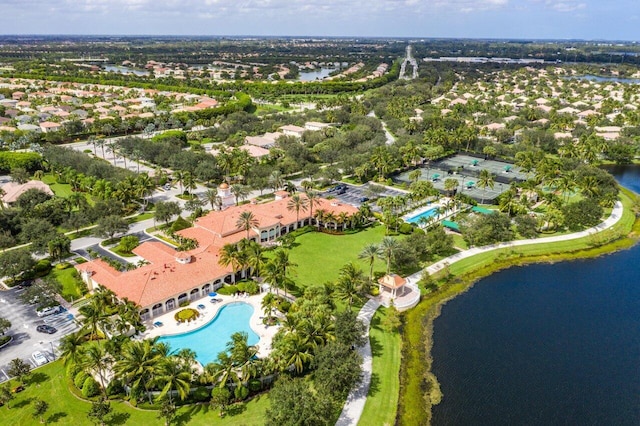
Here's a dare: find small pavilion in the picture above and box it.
[378,274,407,299]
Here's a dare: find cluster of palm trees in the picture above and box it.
[50,164,156,210]
[218,238,296,295]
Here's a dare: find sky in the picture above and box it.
[1,0,638,41]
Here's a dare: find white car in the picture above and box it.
[32,351,48,366]
[36,305,61,317]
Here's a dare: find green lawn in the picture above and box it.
[42,174,73,198]
[359,307,401,426]
[51,267,85,302]
[0,360,268,425]
[288,225,390,290]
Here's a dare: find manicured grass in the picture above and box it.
[0,360,268,425]
[127,212,154,223]
[287,225,390,290]
[42,174,74,198]
[52,267,85,302]
[359,307,401,426]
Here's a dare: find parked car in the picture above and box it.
[36,325,57,334]
[163,184,172,190]
[36,305,61,318]
[336,188,347,195]
[359,197,370,203]
[32,351,48,366]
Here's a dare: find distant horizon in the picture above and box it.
[2,1,638,41]
[0,34,637,44]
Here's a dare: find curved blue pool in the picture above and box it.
[158,302,259,365]
[406,207,439,224]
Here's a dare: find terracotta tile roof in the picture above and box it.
[1,180,54,203]
[378,274,407,289]
[77,197,358,308]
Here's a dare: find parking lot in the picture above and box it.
[0,287,79,383]
[323,183,407,211]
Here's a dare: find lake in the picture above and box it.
[298,67,334,81]
[430,166,640,425]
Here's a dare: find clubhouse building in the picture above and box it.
[76,194,359,320]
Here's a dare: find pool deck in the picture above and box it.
[139,292,278,360]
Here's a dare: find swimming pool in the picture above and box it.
[406,207,439,224]
[158,302,259,366]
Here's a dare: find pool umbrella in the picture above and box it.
[208,292,218,297]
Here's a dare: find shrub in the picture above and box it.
[170,216,192,233]
[192,386,211,403]
[234,385,249,401]
[216,285,238,295]
[398,223,414,235]
[236,281,259,295]
[276,298,291,313]
[178,300,190,307]
[66,363,82,379]
[117,235,140,253]
[174,308,199,323]
[81,377,101,398]
[55,262,71,270]
[34,259,52,274]
[248,379,262,393]
[74,371,89,389]
[106,379,125,397]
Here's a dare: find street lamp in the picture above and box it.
[50,341,55,360]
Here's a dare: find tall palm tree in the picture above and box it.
[218,243,243,281]
[114,338,165,404]
[286,194,309,229]
[204,189,221,210]
[155,358,192,403]
[477,169,495,204]
[245,240,266,277]
[335,262,366,307]
[282,333,313,374]
[378,237,400,274]
[236,211,259,240]
[273,249,295,295]
[78,299,108,340]
[230,184,249,206]
[304,191,321,227]
[261,292,278,324]
[58,331,85,367]
[202,352,240,388]
[359,243,381,282]
[80,342,112,396]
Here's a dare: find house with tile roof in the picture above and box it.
[76,195,359,319]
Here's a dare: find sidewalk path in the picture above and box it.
[335,298,380,426]
[420,200,624,278]
[337,200,624,425]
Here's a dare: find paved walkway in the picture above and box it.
[337,200,624,425]
[335,298,380,426]
[421,200,624,278]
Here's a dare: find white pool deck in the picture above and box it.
[139,292,278,360]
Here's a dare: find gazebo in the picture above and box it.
[378,274,407,299]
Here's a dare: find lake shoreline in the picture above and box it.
[397,187,640,425]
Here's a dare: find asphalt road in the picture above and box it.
[0,286,79,383]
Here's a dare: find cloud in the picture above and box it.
[547,1,586,12]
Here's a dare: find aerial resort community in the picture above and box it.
[1,33,640,426]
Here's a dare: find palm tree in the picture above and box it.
[408,169,422,183]
[155,358,192,403]
[230,184,249,206]
[245,241,266,277]
[262,260,283,296]
[335,262,366,307]
[203,352,240,388]
[80,342,112,396]
[236,211,259,240]
[272,249,295,295]
[305,191,321,227]
[282,333,313,374]
[218,243,243,281]
[114,338,165,404]
[261,292,278,324]
[173,170,186,194]
[378,237,400,274]
[58,331,86,367]
[287,194,309,229]
[359,243,381,282]
[78,299,108,340]
[477,169,495,204]
[204,189,221,210]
